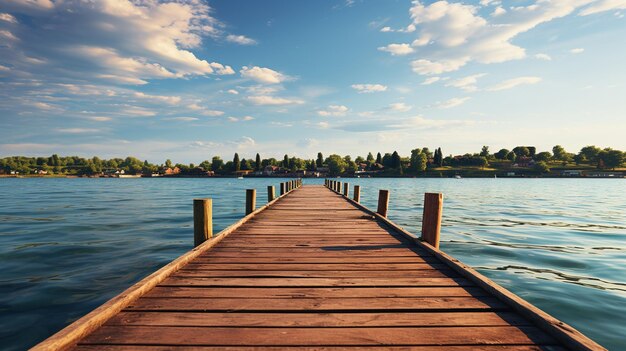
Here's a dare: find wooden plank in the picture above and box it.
[125,296,507,312]
[171,269,458,278]
[108,311,529,327]
[79,326,556,346]
[75,346,566,351]
[143,286,489,298]
[191,256,439,264]
[159,277,475,287]
[181,263,448,270]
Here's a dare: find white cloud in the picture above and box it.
[123,107,156,117]
[55,128,100,134]
[388,1,619,75]
[570,48,585,54]
[240,66,287,84]
[242,115,254,121]
[0,13,17,23]
[421,77,441,85]
[227,89,239,95]
[446,73,486,92]
[535,53,552,60]
[579,0,626,15]
[491,6,507,16]
[133,92,181,105]
[33,102,55,110]
[226,34,257,45]
[318,105,349,117]
[351,84,387,93]
[486,76,542,91]
[388,102,413,112]
[227,116,239,122]
[380,26,392,32]
[435,97,470,109]
[247,95,304,105]
[201,110,225,117]
[377,43,415,56]
[168,117,198,122]
[88,116,112,122]
[1,1,235,86]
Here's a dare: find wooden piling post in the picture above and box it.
[343,182,349,197]
[193,199,212,247]
[421,193,443,249]
[267,185,275,202]
[246,189,256,215]
[280,182,285,195]
[353,185,361,203]
[377,190,389,217]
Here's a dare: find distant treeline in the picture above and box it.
[1,145,624,177]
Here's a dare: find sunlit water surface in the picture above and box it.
[0,178,624,350]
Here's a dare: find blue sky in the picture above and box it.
[1,0,625,163]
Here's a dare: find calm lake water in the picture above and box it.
[0,177,625,350]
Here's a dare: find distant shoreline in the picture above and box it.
[1,174,623,179]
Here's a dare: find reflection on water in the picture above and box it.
[0,177,624,350]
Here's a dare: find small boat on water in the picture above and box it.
[118,175,141,178]
[237,176,244,179]
[454,174,462,179]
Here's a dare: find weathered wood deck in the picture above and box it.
[34,184,604,350]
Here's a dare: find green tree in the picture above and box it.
[211,156,224,173]
[535,152,552,162]
[480,146,490,158]
[165,159,172,168]
[602,149,624,169]
[199,160,211,170]
[534,161,550,174]
[255,153,261,171]
[366,152,374,163]
[390,151,401,169]
[326,154,347,176]
[241,158,251,170]
[506,151,517,162]
[513,146,530,157]
[376,152,382,164]
[410,149,428,173]
[494,149,509,160]
[283,154,289,168]
[579,145,601,163]
[233,153,241,172]
[552,145,568,162]
[316,152,324,167]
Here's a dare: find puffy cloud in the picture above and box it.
[247,95,304,105]
[435,97,470,109]
[351,84,387,93]
[421,77,441,85]
[579,0,626,15]
[240,66,287,84]
[377,43,415,55]
[570,48,585,54]
[317,105,349,117]
[227,89,239,95]
[380,26,392,32]
[535,53,552,60]
[0,0,234,87]
[226,34,257,45]
[0,13,17,23]
[388,102,413,112]
[133,92,181,105]
[167,117,198,122]
[201,110,225,117]
[486,76,542,91]
[386,1,620,75]
[88,116,112,122]
[445,73,486,92]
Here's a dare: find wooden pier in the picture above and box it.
[34,182,604,350]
